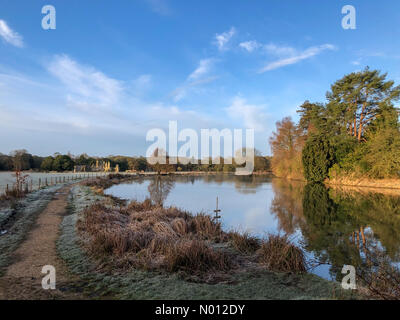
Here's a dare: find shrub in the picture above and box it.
[165,240,232,273]
[188,214,222,241]
[229,231,260,254]
[302,134,335,182]
[258,234,306,273]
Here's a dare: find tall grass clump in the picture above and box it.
[229,231,261,254]
[165,240,232,274]
[258,234,306,273]
[77,200,230,280]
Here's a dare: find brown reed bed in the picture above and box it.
[77,198,307,283]
[257,234,306,273]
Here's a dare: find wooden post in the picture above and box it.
[45,178,48,186]
[213,197,221,222]
[6,184,8,193]
[39,178,41,189]
[30,180,33,192]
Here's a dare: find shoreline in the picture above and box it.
[58,182,349,300]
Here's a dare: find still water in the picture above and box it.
[104,175,400,281]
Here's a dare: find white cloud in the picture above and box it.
[226,96,268,132]
[172,59,218,102]
[47,55,124,111]
[0,20,23,47]
[214,27,235,51]
[259,44,336,72]
[188,59,214,81]
[239,41,260,53]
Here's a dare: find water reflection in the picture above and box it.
[147,176,175,206]
[271,181,400,281]
[105,174,400,280]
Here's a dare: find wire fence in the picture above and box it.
[0,172,109,197]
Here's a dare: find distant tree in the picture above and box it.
[52,155,74,172]
[41,156,55,171]
[32,156,44,170]
[10,149,33,171]
[129,157,148,172]
[0,154,13,171]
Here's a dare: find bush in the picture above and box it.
[229,231,260,254]
[302,134,335,182]
[258,234,306,273]
[165,240,232,273]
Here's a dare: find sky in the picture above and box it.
[0,0,400,157]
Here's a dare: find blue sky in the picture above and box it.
[0,0,400,156]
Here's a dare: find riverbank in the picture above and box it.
[327,177,400,191]
[273,173,400,192]
[0,175,353,300]
[58,183,350,300]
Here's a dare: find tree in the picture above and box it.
[10,149,33,171]
[52,155,74,172]
[41,156,55,171]
[269,117,305,178]
[302,134,335,182]
[326,67,400,142]
[297,100,326,134]
[129,157,148,172]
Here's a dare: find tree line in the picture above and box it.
[0,149,271,173]
[270,67,400,182]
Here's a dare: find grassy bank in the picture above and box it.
[56,181,351,300]
[327,177,400,190]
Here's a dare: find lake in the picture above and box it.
[104,174,400,281]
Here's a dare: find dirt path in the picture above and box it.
[0,186,85,300]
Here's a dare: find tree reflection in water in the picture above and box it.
[271,181,400,282]
[147,176,175,206]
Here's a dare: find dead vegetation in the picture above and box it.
[257,234,306,273]
[356,248,400,300]
[77,197,307,283]
[228,231,261,254]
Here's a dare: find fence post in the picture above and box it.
[45,178,48,186]
[39,178,41,189]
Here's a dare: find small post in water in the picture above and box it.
[213,196,221,222]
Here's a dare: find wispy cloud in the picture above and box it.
[0,19,23,47]
[172,59,218,102]
[214,27,235,51]
[259,44,336,72]
[47,55,123,112]
[226,96,268,132]
[145,0,171,15]
[239,41,261,53]
[188,59,214,81]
